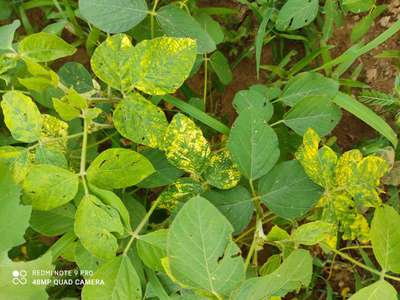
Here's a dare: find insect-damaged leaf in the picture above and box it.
[86,148,154,190]
[75,194,124,260]
[167,196,245,297]
[163,113,210,175]
[91,34,136,92]
[82,255,142,300]
[79,0,148,34]
[1,91,42,143]
[18,32,76,62]
[132,37,197,95]
[228,108,280,181]
[113,93,168,148]
[22,164,79,211]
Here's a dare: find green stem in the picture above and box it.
[203,54,208,109]
[80,116,89,195]
[28,132,84,150]
[122,197,162,255]
[150,0,160,38]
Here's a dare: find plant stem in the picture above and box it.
[122,197,162,255]
[203,54,208,109]
[28,132,84,151]
[150,0,160,39]
[80,116,89,195]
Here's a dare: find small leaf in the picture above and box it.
[136,229,167,272]
[203,149,240,190]
[370,205,400,273]
[209,51,233,85]
[163,113,210,175]
[82,255,142,300]
[22,164,79,211]
[228,108,280,181]
[233,89,274,121]
[18,32,76,62]
[79,0,148,33]
[53,89,87,121]
[132,37,197,95]
[0,146,30,183]
[0,20,20,52]
[1,91,42,143]
[113,93,168,148]
[167,196,245,297]
[348,280,397,300]
[157,4,216,54]
[58,62,93,93]
[291,221,335,245]
[276,0,319,31]
[87,148,154,190]
[258,160,322,219]
[91,34,135,92]
[342,0,375,13]
[75,194,124,260]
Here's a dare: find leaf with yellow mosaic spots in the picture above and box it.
[335,149,363,187]
[132,37,197,95]
[0,146,30,183]
[203,149,240,190]
[39,114,69,151]
[163,113,210,175]
[157,178,204,211]
[91,34,135,92]
[113,93,168,148]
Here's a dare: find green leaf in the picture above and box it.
[132,37,197,95]
[209,51,233,85]
[290,221,335,245]
[343,0,375,13]
[23,164,79,211]
[0,0,12,21]
[0,252,54,300]
[53,88,87,121]
[283,96,342,136]
[18,32,76,62]
[79,0,148,33]
[163,113,210,175]
[228,108,280,181]
[1,91,42,143]
[137,149,184,188]
[0,146,30,183]
[333,92,398,147]
[87,148,154,190]
[258,160,322,219]
[203,186,254,234]
[90,34,135,92]
[157,4,216,54]
[75,194,124,260]
[351,6,386,43]
[256,9,272,78]
[0,163,31,254]
[167,196,245,297]
[113,93,168,148]
[34,144,68,168]
[82,255,142,300]
[232,249,312,300]
[280,72,339,106]
[136,229,167,272]
[370,205,400,273]
[275,0,319,31]
[0,20,20,52]
[30,204,75,236]
[58,62,93,93]
[233,89,274,121]
[203,149,240,190]
[195,13,224,45]
[348,280,397,300]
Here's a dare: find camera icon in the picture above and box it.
[12,270,27,285]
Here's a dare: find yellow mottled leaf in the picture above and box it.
[39,114,69,151]
[335,149,363,187]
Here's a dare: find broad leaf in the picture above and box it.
[30,204,75,236]
[18,32,76,62]
[0,146,30,183]
[0,163,31,253]
[113,93,168,148]
[258,160,322,219]
[228,108,280,181]
[167,196,245,297]
[87,148,154,190]
[132,37,197,95]
[1,91,42,143]
[232,249,312,300]
[233,88,274,121]
[203,186,254,234]
[137,229,167,272]
[82,255,142,300]
[91,34,135,92]
[163,113,210,175]
[290,221,335,245]
[23,164,79,211]
[348,280,397,300]
[157,4,216,54]
[79,0,148,33]
[275,0,319,31]
[0,252,54,300]
[58,62,93,93]
[370,205,400,273]
[75,194,124,260]
[284,96,342,136]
